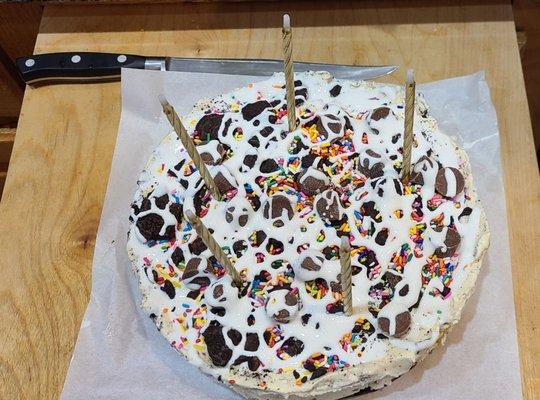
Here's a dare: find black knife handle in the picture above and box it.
[16,52,148,86]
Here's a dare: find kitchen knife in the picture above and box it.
[16,52,397,86]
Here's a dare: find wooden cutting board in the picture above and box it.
[0,1,538,399]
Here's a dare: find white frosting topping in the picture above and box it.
[127,71,488,396]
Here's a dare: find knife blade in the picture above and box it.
[16,52,397,86]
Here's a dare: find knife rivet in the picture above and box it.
[71,55,81,63]
[25,58,35,67]
[117,55,127,63]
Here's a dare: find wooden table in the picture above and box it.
[1,1,538,399]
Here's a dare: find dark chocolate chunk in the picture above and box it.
[435,167,465,198]
[329,85,342,97]
[227,329,242,346]
[136,213,175,242]
[242,100,271,121]
[170,247,184,266]
[160,280,175,299]
[260,158,279,173]
[202,322,232,367]
[195,113,223,141]
[378,311,411,338]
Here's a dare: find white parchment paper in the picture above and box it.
[61,69,522,400]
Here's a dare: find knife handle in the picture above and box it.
[16,52,152,86]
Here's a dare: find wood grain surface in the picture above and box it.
[514,0,540,152]
[0,1,538,399]
[0,3,42,123]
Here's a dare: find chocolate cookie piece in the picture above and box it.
[375,228,389,245]
[189,237,207,255]
[227,329,242,346]
[278,337,305,358]
[378,311,411,338]
[370,107,391,121]
[232,240,248,258]
[260,158,280,173]
[266,238,284,255]
[170,247,185,266]
[131,197,151,215]
[266,289,300,323]
[200,143,227,165]
[315,114,342,139]
[260,126,274,137]
[316,190,342,223]
[136,213,175,242]
[242,100,271,121]
[435,167,465,198]
[410,155,435,185]
[225,198,252,228]
[293,250,325,281]
[243,154,257,168]
[297,166,330,196]
[154,194,169,210]
[248,136,260,148]
[244,332,260,351]
[205,278,239,307]
[434,226,461,258]
[233,355,262,371]
[368,107,394,134]
[160,280,176,299]
[263,195,294,227]
[214,171,237,195]
[358,158,384,179]
[202,321,233,367]
[249,230,267,247]
[195,113,223,141]
[329,85,342,97]
[183,257,213,289]
[169,203,183,223]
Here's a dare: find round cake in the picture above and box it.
[127,71,489,399]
